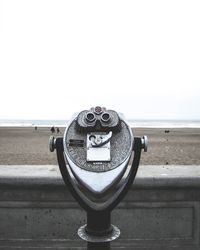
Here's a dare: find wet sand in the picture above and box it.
[0,127,200,165]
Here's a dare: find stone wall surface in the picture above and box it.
[0,165,200,250]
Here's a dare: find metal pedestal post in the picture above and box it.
[78,211,120,250]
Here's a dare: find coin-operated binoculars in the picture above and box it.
[49,106,148,250]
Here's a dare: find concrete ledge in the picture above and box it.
[0,165,200,250]
[1,164,200,188]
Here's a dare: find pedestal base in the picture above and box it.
[78,224,120,243]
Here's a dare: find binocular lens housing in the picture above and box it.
[86,112,96,123]
[101,112,111,123]
[76,107,121,132]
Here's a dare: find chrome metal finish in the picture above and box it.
[141,135,148,152]
[65,154,131,197]
[78,224,120,243]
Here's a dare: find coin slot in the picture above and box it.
[69,139,84,147]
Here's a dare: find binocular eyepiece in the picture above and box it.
[76,107,121,132]
[86,111,110,123]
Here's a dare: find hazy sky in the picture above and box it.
[0,0,200,120]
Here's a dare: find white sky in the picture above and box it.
[0,0,200,120]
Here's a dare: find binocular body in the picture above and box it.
[63,107,133,198]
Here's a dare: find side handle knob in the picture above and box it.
[49,136,56,152]
[141,135,148,152]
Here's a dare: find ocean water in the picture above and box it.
[129,120,200,128]
[0,119,200,128]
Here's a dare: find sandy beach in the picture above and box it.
[0,127,200,165]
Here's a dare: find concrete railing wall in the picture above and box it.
[0,165,200,250]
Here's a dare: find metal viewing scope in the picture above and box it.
[49,106,148,250]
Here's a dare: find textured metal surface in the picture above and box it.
[64,120,132,172]
[78,224,120,243]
